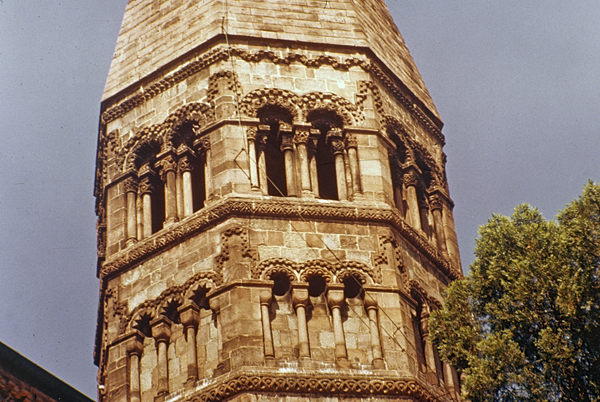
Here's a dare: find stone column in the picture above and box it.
[293,125,312,197]
[420,310,439,384]
[151,317,172,399]
[259,289,275,359]
[328,128,347,201]
[123,176,138,247]
[257,125,270,195]
[157,154,178,225]
[403,170,422,231]
[138,176,153,239]
[124,331,144,402]
[178,303,200,385]
[292,284,310,359]
[443,362,461,398]
[392,170,405,215]
[307,131,320,197]
[179,155,194,218]
[345,133,362,197]
[194,138,212,203]
[209,297,223,363]
[429,194,449,256]
[327,285,349,367]
[364,295,385,369]
[246,127,260,191]
[279,123,297,197]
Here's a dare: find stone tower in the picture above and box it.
[94,1,463,401]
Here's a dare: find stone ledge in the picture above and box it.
[100,196,461,281]
[163,367,449,402]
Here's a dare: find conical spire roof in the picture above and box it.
[103,0,439,120]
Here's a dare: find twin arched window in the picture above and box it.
[249,106,360,201]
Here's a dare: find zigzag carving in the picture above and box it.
[183,372,442,402]
[114,270,220,336]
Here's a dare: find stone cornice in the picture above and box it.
[99,197,462,282]
[99,46,444,145]
[174,369,448,402]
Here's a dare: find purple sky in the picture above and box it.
[1,0,599,398]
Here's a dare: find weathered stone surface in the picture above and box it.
[94,0,463,401]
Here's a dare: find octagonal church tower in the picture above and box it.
[94,1,463,401]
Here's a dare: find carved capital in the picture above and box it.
[246,127,258,141]
[157,155,177,175]
[178,155,194,173]
[139,177,154,195]
[345,133,357,148]
[329,138,345,154]
[291,284,309,307]
[123,331,144,356]
[194,137,211,152]
[327,285,345,309]
[364,294,378,311]
[123,176,138,193]
[293,129,309,145]
[150,316,172,343]
[259,289,272,305]
[429,194,443,211]
[280,133,294,151]
[209,296,220,313]
[403,171,419,188]
[178,303,200,328]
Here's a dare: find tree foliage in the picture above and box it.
[430,182,600,401]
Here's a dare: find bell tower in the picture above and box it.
[94,1,463,401]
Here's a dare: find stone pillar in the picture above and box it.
[178,303,200,385]
[246,127,260,191]
[429,194,449,256]
[293,125,312,197]
[345,133,362,197]
[443,362,461,398]
[259,289,275,359]
[151,317,172,399]
[194,138,212,202]
[123,176,138,247]
[420,310,439,384]
[179,155,194,218]
[279,123,297,197]
[292,284,310,359]
[157,154,178,225]
[138,176,153,239]
[364,295,385,369]
[124,331,144,402]
[392,170,405,215]
[327,285,349,366]
[257,125,270,195]
[328,128,347,201]
[308,130,320,197]
[403,170,422,231]
[209,297,223,363]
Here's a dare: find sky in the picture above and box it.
[1,0,599,398]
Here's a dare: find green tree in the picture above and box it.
[430,182,600,401]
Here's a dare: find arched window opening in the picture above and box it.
[162,299,181,324]
[258,106,293,197]
[151,175,166,233]
[342,275,363,299]
[308,110,344,201]
[307,275,327,298]
[191,154,206,212]
[411,290,427,373]
[133,313,153,338]
[271,272,291,297]
[191,286,210,310]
